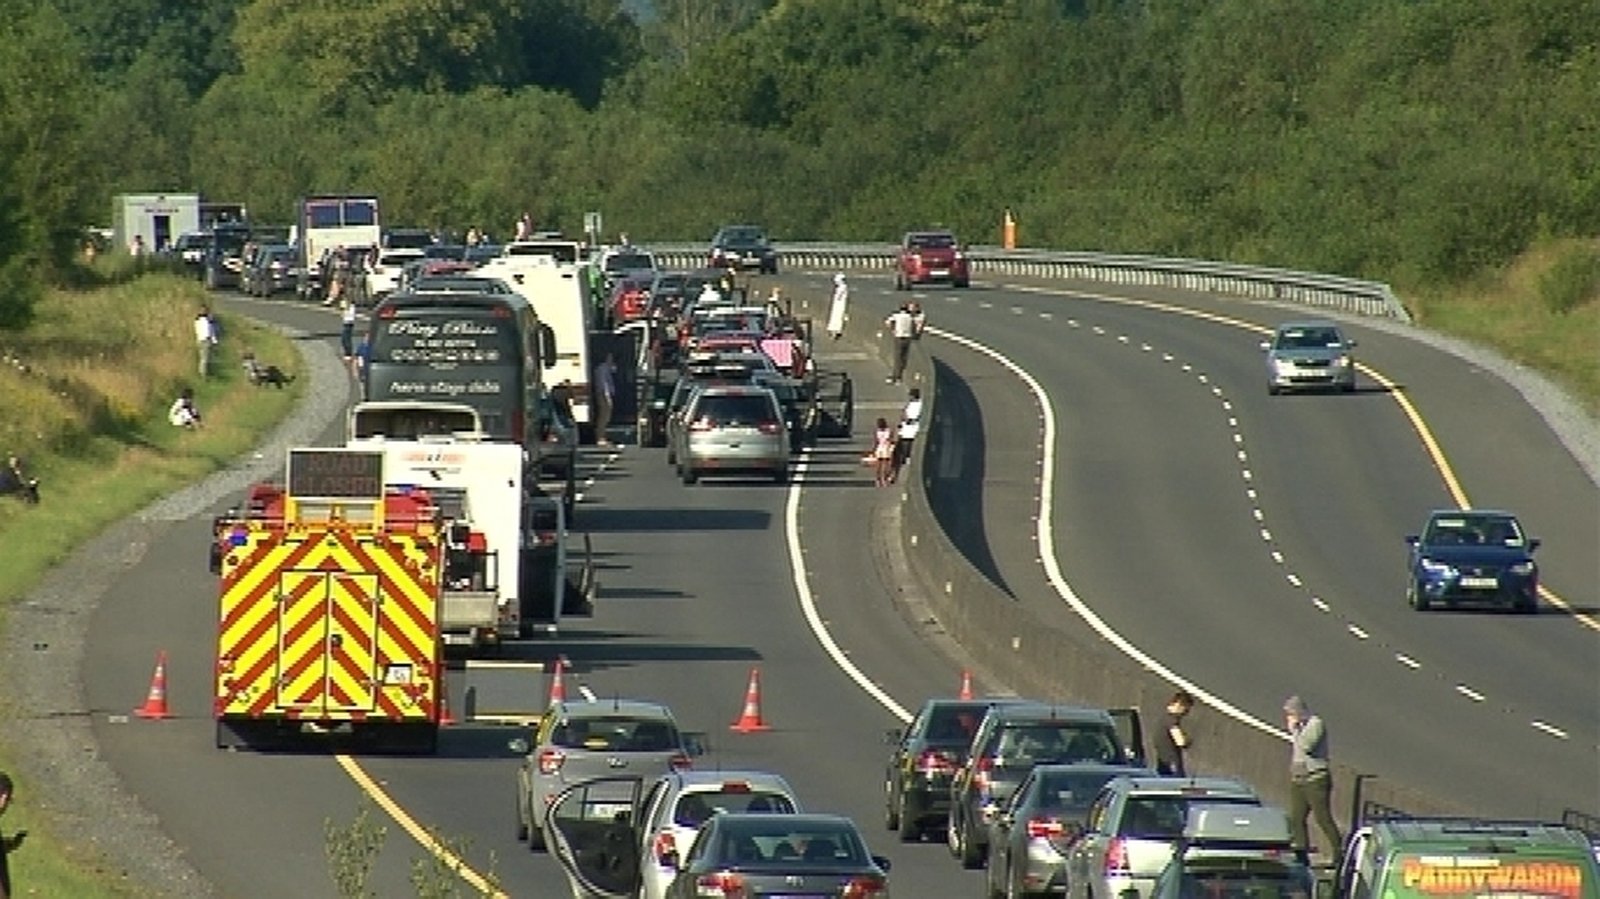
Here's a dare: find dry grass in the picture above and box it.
[1407,238,1600,415]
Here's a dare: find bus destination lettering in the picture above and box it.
[380,319,505,364]
[288,449,385,499]
[389,379,503,397]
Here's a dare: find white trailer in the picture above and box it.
[112,193,200,254]
[346,402,566,648]
[477,249,597,438]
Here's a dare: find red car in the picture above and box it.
[896,230,970,289]
[609,277,653,325]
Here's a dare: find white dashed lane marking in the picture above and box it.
[1347,624,1370,640]
[1455,685,1486,702]
[1530,721,1569,739]
[1394,654,1420,669]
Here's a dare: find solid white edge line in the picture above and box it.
[787,449,912,724]
[925,325,1290,743]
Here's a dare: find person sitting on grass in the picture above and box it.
[168,387,202,429]
[0,455,40,504]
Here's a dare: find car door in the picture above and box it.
[1069,787,1117,890]
[545,775,648,898]
[1108,708,1146,765]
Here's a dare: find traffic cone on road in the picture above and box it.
[729,667,771,733]
[958,669,974,701]
[438,678,457,727]
[134,650,173,720]
[548,656,567,707]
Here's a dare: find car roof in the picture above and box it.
[1428,508,1518,518]
[1365,817,1593,849]
[1274,320,1342,331]
[661,770,794,790]
[1029,762,1152,778]
[1108,775,1259,797]
[690,383,776,398]
[709,812,857,828]
[548,699,676,720]
[906,229,957,239]
[983,702,1115,723]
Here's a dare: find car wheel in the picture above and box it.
[666,445,676,466]
[772,466,788,485]
[1407,581,1431,612]
[896,794,921,843]
[1516,594,1538,614]
[956,279,971,289]
[1342,381,1356,394]
[884,785,900,832]
[681,466,698,485]
[947,814,963,859]
[957,817,985,870]
[527,799,547,852]
[515,794,528,842]
[1267,383,1281,396]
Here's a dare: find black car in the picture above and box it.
[708,225,778,275]
[665,813,889,898]
[884,699,1015,842]
[240,244,297,297]
[202,224,253,290]
[754,372,821,453]
[636,366,679,448]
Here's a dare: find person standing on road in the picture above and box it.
[884,303,916,384]
[194,307,217,377]
[870,417,895,487]
[1,771,26,899]
[339,296,358,376]
[826,273,849,340]
[593,353,618,447]
[1155,691,1195,776]
[1284,695,1343,867]
[890,387,922,483]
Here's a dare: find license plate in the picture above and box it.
[1460,576,1498,589]
[930,268,949,277]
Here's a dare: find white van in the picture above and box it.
[479,253,596,439]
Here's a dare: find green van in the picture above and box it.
[1336,817,1599,899]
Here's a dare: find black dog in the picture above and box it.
[243,356,294,389]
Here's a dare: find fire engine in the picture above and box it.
[212,448,445,753]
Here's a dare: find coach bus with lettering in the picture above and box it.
[362,289,558,471]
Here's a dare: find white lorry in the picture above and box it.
[346,401,577,649]
[477,242,598,441]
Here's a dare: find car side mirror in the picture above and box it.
[1404,535,1419,546]
[1259,341,1272,351]
[1346,338,1358,348]
[508,737,530,755]
[885,728,903,745]
[682,731,708,757]
[1528,538,1541,552]
[872,855,892,873]
[659,849,679,870]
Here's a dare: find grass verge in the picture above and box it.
[0,273,305,897]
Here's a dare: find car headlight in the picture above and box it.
[1333,355,1352,367]
[1509,561,1536,575]
[1419,558,1457,577]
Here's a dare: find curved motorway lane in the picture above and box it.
[862,275,1598,820]
[80,274,1596,898]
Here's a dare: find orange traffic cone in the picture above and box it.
[547,656,567,707]
[134,650,173,720]
[958,669,974,701]
[438,679,457,726]
[729,667,771,733]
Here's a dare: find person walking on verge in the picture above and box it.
[1,771,26,899]
[340,295,358,376]
[826,273,849,340]
[890,387,922,483]
[884,303,915,384]
[194,307,217,377]
[1155,691,1195,776]
[593,353,618,447]
[870,417,895,487]
[1284,695,1343,867]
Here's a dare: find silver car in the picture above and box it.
[513,699,696,852]
[1144,803,1310,899]
[985,763,1150,898]
[1065,775,1262,899]
[637,770,801,899]
[673,384,790,485]
[1262,321,1357,394]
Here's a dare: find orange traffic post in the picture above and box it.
[958,669,974,701]
[1002,208,1018,250]
[134,650,173,720]
[730,667,771,733]
[548,655,567,707]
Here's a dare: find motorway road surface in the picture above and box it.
[80,274,1597,898]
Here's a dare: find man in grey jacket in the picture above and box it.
[1284,695,1343,866]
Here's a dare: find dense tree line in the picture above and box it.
[0,0,1594,327]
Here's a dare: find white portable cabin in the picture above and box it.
[112,193,200,254]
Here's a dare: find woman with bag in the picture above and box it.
[869,417,896,487]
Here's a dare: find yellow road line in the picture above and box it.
[335,754,509,898]
[1007,282,1596,631]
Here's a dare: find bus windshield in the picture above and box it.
[364,304,528,440]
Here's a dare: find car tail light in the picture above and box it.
[916,749,958,776]
[537,748,564,775]
[653,831,676,864]
[1027,816,1065,840]
[757,421,782,435]
[973,756,994,791]
[669,752,693,771]
[721,781,752,793]
[696,872,745,897]
[1104,836,1131,876]
[532,530,557,548]
[842,876,889,898]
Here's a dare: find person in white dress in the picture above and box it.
[826,273,849,340]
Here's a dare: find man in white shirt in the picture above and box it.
[194,308,217,377]
[891,387,922,482]
[884,304,916,384]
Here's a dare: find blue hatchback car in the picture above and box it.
[1406,510,1540,613]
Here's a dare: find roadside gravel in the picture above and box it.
[0,323,348,897]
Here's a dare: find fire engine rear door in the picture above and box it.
[274,570,380,714]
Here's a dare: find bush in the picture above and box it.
[1537,244,1600,314]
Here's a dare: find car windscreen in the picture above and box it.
[550,715,680,752]
[993,723,1121,765]
[673,789,797,826]
[1425,513,1525,547]
[692,394,777,427]
[1275,327,1344,350]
